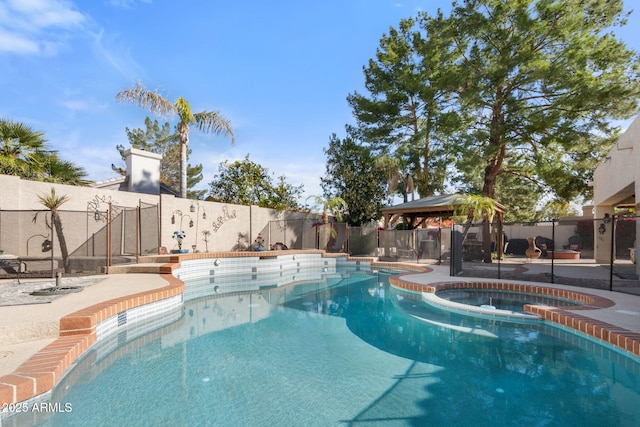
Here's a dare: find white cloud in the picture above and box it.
[7,0,84,28]
[91,28,146,80]
[0,27,39,53]
[107,0,152,9]
[58,98,107,113]
[0,0,85,55]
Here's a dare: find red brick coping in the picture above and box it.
[389,275,640,359]
[0,274,183,407]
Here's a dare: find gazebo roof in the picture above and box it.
[381,193,506,219]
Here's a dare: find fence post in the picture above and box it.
[106,203,112,274]
[450,226,460,276]
[551,219,555,284]
[609,215,616,291]
[136,205,140,263]
[346,224,350,254]
[497,221,501,280]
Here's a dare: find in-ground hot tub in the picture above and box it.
[420,281,588,321]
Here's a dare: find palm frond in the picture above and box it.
[37,187,70,211]
[116,82,175,117]
[406,174,415,194]
[0,119,49,177]
[388,174,400,193]
[194,111,235,143]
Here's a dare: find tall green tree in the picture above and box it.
[114,117,206,199]
[445,0,640,203]
[321,133,388,226]
[451,158,543,222]
[350,1,640,219]
[347,13,458,198]
[208,155,303,210]
[116,82,234,199]
[1,119,88,185]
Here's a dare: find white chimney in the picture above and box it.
[125,148,162,195]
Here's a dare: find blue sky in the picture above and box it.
[1,0,639,201]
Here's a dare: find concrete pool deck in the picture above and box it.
[1,253,639,407]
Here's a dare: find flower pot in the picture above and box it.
[171,249,189,254]
[525,238,541,260]
[255,247,266,252]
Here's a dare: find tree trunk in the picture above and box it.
[480,97,507,263]
[482,220,493,263]
[52,210,71,273]
[178,122,189,199]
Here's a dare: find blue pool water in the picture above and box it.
[9,265,640,427]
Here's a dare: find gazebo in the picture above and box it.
[381,194,506,229]
[381,194,507,262]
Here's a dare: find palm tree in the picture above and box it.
[306,195,348,224]
[38,153,90,185]
[454,194,499,263]
[306,195,347,250]
[37,188,71,273]
[0,119,49,177]
[1,119,89,185]
[454,194,498,238]
[116,82,234,198]
[376,154,415,203]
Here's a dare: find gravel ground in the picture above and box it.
[0,276,105,306]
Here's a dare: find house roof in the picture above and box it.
[381,194,506,218]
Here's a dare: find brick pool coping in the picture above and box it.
[1,251,638,407]
[389,273,640,359]
[0,273,184,408]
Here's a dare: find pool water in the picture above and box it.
[11,268,640,427]
[436,288,582,312]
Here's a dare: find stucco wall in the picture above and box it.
[592,114,640,266]
[593,115,640,207]
[0,174,307,257]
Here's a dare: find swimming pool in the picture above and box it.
[7,259,640,426]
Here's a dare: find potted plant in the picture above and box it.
[172,230,188,254]
[253,233,266,251]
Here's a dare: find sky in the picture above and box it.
[1,0,639,202]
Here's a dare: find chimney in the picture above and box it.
[124,148,162,195]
